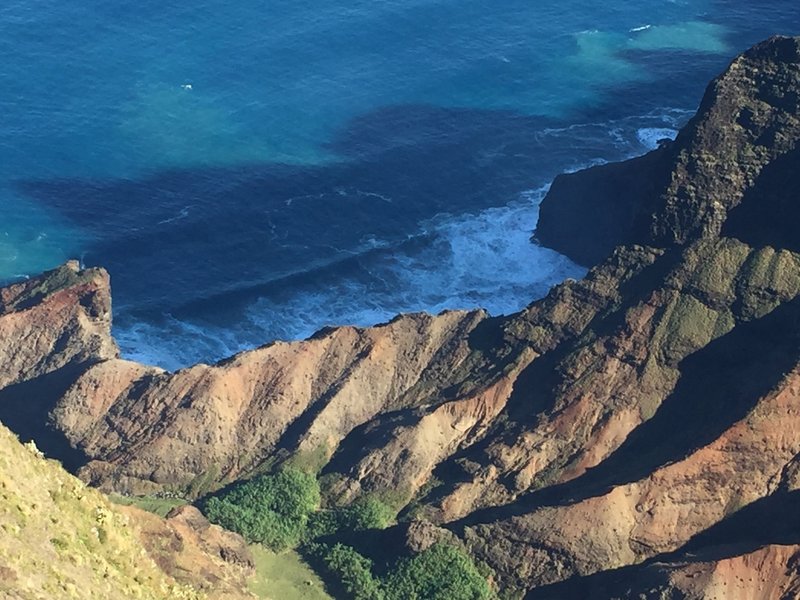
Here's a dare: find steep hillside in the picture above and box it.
[1,35,800,599]
[0,421,256,600]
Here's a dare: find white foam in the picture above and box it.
[636,127,678,150]
[157,205,193,225]
[393,188,585,316]
[536,108,691,158]
[236,189,587,345]
[115,186,586,370]
[114,315,244,372]
[114,110,696,370]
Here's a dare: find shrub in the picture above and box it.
[306,509,341,540]
[307,541,493,600]
[306,496,396,541]
[201,468,320,550]
[318,543,385,600]
[384,543,492,600]
[284,444,330,475]
[347,496,395,531]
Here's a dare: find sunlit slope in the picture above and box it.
[0,421,254,600]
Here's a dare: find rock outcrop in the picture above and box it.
[54,308,488,498]
[0,259,116,389]
[532,543,800,600]
[450,35,800,594]
[0,260,118,469]
[536,35,800,266]
[2,35,800,599]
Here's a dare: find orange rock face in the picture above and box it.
[55,308,488,497]
[121,504,256,599]
[0,260,117,389]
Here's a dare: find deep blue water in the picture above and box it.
[2,1,799,369]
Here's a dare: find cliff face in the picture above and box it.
[537,35,800,266]
[54,308,488,498]
[0,260,119,469]
[2,35,800,599]
[0,259,116,389]
[453,35,800,594]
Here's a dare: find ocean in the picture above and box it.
[1,1,798,370]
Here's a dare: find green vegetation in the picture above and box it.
[202,468,320,550]
[284,444,332,475]
[307,496,395,539]
[403,476,444,520]
[4,262,88,312]
[199,468,494,599]
[0,424,204,600]
[108,494,188,518]
[372,485,414,513]
[308,542,493,600]
[384,542,492,600]
[310,543,384,600]
[248,544,332,600]
[202,467,395,548]
[185,463,221,499]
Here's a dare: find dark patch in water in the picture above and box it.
[16,104,623,322]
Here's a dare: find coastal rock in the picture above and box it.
[0,262,118,464]
[0,261,116,389]
[53,306,488,497]
[535,150,669,266]
[536,35,800,266]
[443,35,800,593]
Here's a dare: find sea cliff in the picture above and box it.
[2,35,800,599]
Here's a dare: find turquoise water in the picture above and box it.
[2,1,798,368]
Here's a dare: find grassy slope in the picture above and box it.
[248,546,333,600]
[107,494,333,600]
[0,417,334,600]
[108,493,188,518]
[0,423,202,600]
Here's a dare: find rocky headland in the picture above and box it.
[2,35,800,599]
